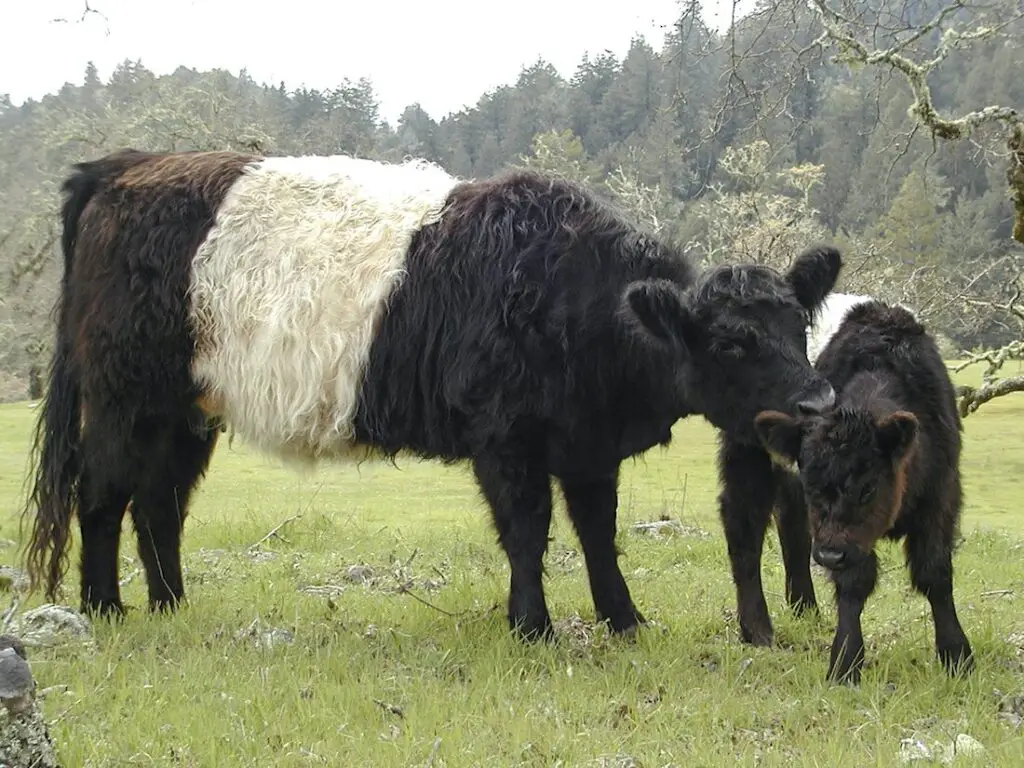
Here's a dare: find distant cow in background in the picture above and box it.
[754,297,973,683]
[22,148,841,642]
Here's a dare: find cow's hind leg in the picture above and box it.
[560,468,644,635]
[473,443,554,641]
[129,418,219,612]
[76,414,136,618]
[905,493,973,676]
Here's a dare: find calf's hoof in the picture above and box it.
[509,612,555,643]
[790,596,820,618]
[739,622,773,647]
[827,661,862,687]
[828,638,865,686]
[938,640,974,676]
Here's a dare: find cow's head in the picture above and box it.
[753,406,919,570]
[621,245,841,443]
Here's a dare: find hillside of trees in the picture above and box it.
[2,0,1022,402]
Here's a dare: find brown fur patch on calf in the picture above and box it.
[888,452,913,527]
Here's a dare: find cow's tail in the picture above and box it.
[21,151,147,601]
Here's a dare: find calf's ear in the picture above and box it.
[753,410,804,464]
[876,410,919,462]
[621,279,694,356]
[786,244,843,313]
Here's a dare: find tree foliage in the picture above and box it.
[1,0,1022,410]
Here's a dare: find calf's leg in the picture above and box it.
[718,437,778,646]
[560,468,644,634]
[828,552,877,684]
[905,508,973,675]
[473,445,554,641]
[772,467,818,615]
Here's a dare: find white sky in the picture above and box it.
[0,0,741,123]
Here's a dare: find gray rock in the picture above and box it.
[0,647,34,715]
[953,734,985,757]
[0,706,60,767]
[590,756,641,768]
[0,634,26,659]
[630,519,710,539]
[0,567,29,593]
[343,564,374,584]
[234,617,295,650]
[9,604,94,650]
[899,738,932,763]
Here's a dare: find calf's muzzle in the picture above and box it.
[813,545,849,571]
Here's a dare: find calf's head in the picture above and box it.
[622,245,841,443]
[754,407,920,570]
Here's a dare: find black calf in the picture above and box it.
[754,299,973,682]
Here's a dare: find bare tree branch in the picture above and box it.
[50,1,110,36]
[808,0,1021,139]
[806,0,1024,242]
[957,374,1024,416]
[951,278,1024,414]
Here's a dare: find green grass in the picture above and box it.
[1,362,1022,766]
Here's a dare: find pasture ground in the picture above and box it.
[1,362,1023,766]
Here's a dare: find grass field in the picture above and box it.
[1,361,1022,766]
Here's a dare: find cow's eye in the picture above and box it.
[857,485,875,504]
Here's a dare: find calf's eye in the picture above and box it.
[857,485,875,504]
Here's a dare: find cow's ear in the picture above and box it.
[621,279,694,356]
[876,410,919,463]
[754,410,805,465]
[786,245,842,313]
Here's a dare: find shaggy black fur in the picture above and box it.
[24,151,843,644]
[701,260,846,649]
[754,300,972,683]
[355,168,842,638]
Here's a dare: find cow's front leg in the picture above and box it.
[718,436,778,646]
